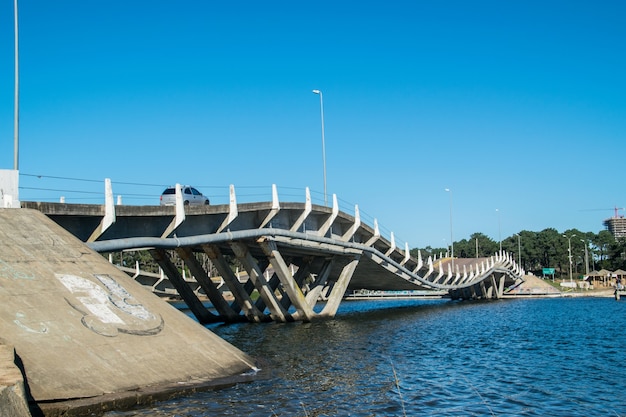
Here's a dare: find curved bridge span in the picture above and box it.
[23,185,524,323]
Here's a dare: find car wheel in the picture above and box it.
[184,200,190,206]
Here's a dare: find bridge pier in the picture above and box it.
[202,245,268,322]
[318,256,360,318]
[175,247,240,322]
[259,239,316,322]
[155,239,363,323]
[230,241,292,322]
[149,248,219,324]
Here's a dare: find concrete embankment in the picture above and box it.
[0,208,259,416]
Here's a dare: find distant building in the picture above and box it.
[603,216,626,238]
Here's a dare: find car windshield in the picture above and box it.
[162,188,175,195]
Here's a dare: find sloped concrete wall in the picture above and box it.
[0,209,257,412]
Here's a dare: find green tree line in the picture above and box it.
[411,229,625,278]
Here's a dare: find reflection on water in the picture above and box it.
[106,297,626,416]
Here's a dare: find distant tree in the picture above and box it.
[412,225,626,278]
[411,245,447,261]
[593,230,615,266]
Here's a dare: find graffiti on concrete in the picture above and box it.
[56,273,164,337]
[13,312,48,334]
[0,258,34,280]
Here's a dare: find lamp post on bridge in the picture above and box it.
[13,0,19,170]
[563,233,576,282]
[496,208,502,252]
[514,233,521,267]
[475,237,479,258]
[445,188,454,271]
[312,89,327,206]
[580,239,589,277]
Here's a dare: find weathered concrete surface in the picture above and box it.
[0,208,258,414]
[0,344,31,417]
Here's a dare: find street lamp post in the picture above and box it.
[581,239,589,276]
[445,188,454,271]
[312,89,327,206]
[496,208,502,252]
[563,233,576,282]
[14,0,19,170]
[514,233,521,267]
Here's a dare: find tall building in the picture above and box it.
[603,215,626,238]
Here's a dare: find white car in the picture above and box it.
[160,186,210,206]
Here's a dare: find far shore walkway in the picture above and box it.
[506,275,615,298]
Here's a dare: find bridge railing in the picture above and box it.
[18,173,411,257]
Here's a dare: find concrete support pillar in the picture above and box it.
[470,285,478,299]
[175,247,239,322]
[279,261,312,311]
[230,242,289,322]
[319,256,360,318]
[492,275,505,298]
[479,281,488,299]
[486,279,494,298]
[305,258,335,306]
[259,239,315,322]
[202,244,266,322]
[254,269,281,313]
[149,249,217,324]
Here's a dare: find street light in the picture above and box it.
[580,239,589,276]
[563,233,576,282]
[445,188,454,271]
[14,0,19,170]
[496,208,502,251]
[312,89,327,206]
[514,233,521,267]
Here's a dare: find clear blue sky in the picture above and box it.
[1,1,624,249]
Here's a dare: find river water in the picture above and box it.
[106,297,625,416]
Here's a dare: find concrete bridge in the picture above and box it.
[22,182,525,324]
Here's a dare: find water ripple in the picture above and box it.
[106,298,626,417]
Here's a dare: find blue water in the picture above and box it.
[106,297,626,416]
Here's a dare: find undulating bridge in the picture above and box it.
[22,181,525,324]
